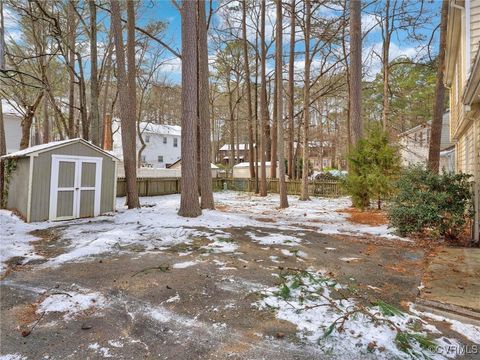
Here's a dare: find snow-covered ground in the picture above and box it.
[0,191,405,271]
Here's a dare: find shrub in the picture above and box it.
[344,124,401,209]
[387,166,474,240]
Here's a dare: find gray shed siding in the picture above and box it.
[6,157,30,218]
[29,142,116,222]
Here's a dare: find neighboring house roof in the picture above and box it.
[234,161,275,168]
[1,138,119,160]
[167,158,219,169]
[219,144,253,151]
[1,99,22,116]
[141,122,181,136]
[398,121,431,138]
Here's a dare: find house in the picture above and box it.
[398,113,452,167]
[168,159,222,178]
[112,120,181,169]
[233,162,279,179]
[1,138,117,222]
[217,143,254,165]
[444,0,480,242]
[2,100,25,153]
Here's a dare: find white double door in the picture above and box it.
[49,155,103,220]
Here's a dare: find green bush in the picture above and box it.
[344,124,401,209]
[388,166,474,240]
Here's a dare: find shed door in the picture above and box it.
[49,155,103,220]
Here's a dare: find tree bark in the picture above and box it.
[20,93,43,150]
[259,0,268,196]
[277,0,288,208]
[111,0,140,208]
[242,0,255,179]
[287,0,295,179]
[349,0,362,145]
[271,73,277,178]
[67,0,76,138]
[179,0,201,217]
[0,0,6,207]
[300,0,311,201]
[382,0,391,132]
[428,0,448,173]
[89,0,100,146]
[197,0,214,209]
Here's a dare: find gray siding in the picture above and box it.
[29,141,116,222]
[6,157,30,219]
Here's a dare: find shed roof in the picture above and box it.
[1,138,119,160]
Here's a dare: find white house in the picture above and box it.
[398,113,452,167]
[2,100,24,153]
[112,120,181,168]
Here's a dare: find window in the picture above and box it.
[158,155,164,163]
[163,137,167,144]
[145,135,150,143]
[173,138,178,147]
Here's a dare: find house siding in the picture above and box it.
[471,1,480,62]
[29,142,116,222]
[6,157,30,218]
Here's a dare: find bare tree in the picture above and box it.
[287,0,295,179]
[89,0,100,146]
[300,0,311,201]
[0,0,6,208]
[179,0,201,217]
[242,0,255,179]
[67,0,76,138]
[277,0,288,208]
[198,0,214,209]
[349,0,362,145]
[111,0,140,208]
[259,0,268,196]
[428,0,448,173]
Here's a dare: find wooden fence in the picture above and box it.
[117,177,344,198]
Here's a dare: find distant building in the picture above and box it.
[233,162,279,179]
[112,120,181,168]
[168,159,222,178]
[398,113,452,167]
[217,143,254,165]
[2,100,25,153]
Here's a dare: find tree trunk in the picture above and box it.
[271,74,277,178]
[382,0,391,132]
[277,0,288,208]
[197,0,214,209]
[42,92,49,143]
[179,0,201,217]
[111,0,140,209]
[89,0,100,146]
[68,0,76,138]
[242,0,255,179]
[349,0,362,145]
[300,0,311,201]
[77,53,89,140]
[428,0,449,173]
[259,0,268,196]
[287,0,295,179]
[227,78,235,172]
[0,0,5,207]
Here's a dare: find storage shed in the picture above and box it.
[2,138,117,222]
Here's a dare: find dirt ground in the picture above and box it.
[0,222,476,359]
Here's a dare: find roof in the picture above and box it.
[1,138,119,160]
[398,121,431,137]
[2,99,22,116]
[167,159,219,169]
[219,144,253,151]
[234,161,276,168]
[141,122,181,136]
[463,42,480,105]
